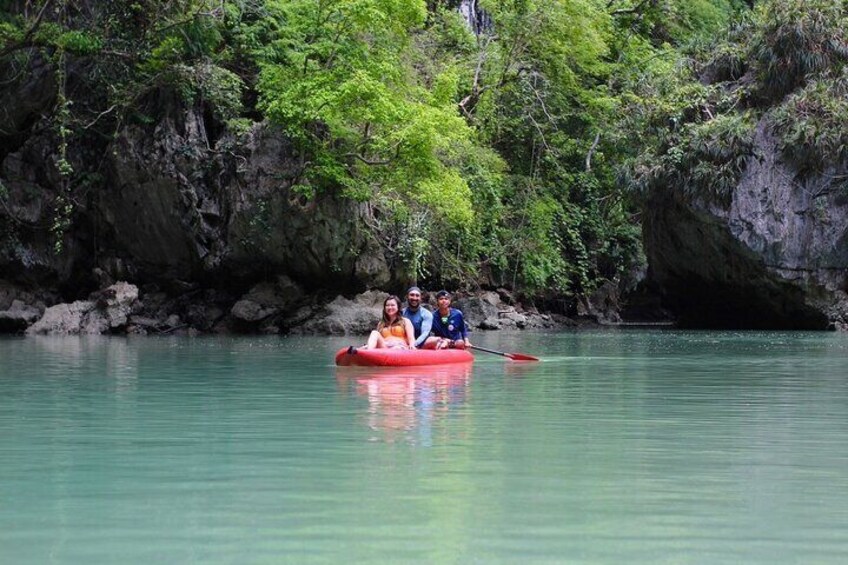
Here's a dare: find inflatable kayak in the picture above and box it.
[335,347,474,367]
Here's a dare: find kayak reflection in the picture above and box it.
[337,363,473,446]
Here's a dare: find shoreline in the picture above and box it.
[1,280,675,337]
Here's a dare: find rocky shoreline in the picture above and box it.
[0,279,650,337]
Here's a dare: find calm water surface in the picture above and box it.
[1,331,847,563]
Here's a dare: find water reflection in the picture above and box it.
[25,335,140,387]
[337,363,473,445]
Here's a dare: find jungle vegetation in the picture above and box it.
[4,1,842,299]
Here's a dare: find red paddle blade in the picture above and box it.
[505,352,540,362]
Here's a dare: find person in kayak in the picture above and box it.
[355,295,415,351]
[401,286,433,348]
[424,290,471,350]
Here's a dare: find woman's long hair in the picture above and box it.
[378,295,403,330]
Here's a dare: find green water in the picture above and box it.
[1,331,847,563]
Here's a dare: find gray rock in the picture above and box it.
[26,282,139,335]
[479,317,502,330]
[500,311,528,328]
[496,287,517,305]
[499,317,517,329]
[0,300,43,332]
[454,295,499,327]
[237,277,303,314]
[0,52,56,138]
[230,276,306,329]
[185,304,224,332]
[231,299,277,323]
[128,315,162,330]
[289,290,387,335]
[26,301,95,335]
[96,118,392,287]
[91,281,139,328]
[576,281,623,324]
[284,305,319,328]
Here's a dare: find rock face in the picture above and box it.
[289,290,387,336]
[0,280,55,333]
[0,300,42,332]
[100,115,390,288]
[229,276,304,332]
[643,123,848,329]
[26,282,139,335]
[284,289,574,337]
[98,115,390,288]
[576,281,623,325]
[0,68,390,296]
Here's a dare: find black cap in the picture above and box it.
[407,286,421,295]
[436,290,451,298]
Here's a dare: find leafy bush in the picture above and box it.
[770,70,848,171]
[170,63,245,120]
[629,111,756,207]
[750,0,848,102]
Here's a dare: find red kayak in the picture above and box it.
[335,347,474,367]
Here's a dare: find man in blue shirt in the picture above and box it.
[425,290,471,350]
[401,286,433,348]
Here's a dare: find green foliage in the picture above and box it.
[0,21,23,46]
[1,0,758,298]
[453,0,625,292]
[770,70,848,171]
[426,5,477,56]
[624,0,848,218]
[750,0,848,102]
[699,36,748,84]
[516,194,568,291]
[22,1,245,126]
[608,0,745,46]
[52,29,103,54]
[170,63,246,120]
[253,0,504,282]
[625,80,756,207]
[615,41,711,145]
[668,0,740,38]
[682,112,755,205]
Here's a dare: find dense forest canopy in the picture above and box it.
[8,0,841,301]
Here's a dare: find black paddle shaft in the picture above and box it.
[470,344,509,357]
[469,344,539,361]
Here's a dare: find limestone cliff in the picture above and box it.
[1,62,390,296]
[643,121,848,329]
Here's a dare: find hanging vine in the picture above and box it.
[50,0,74,255]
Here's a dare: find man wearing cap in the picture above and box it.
[401,286,433,348]
[425,290,471,350]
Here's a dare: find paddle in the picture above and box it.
[469,344,539,362]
